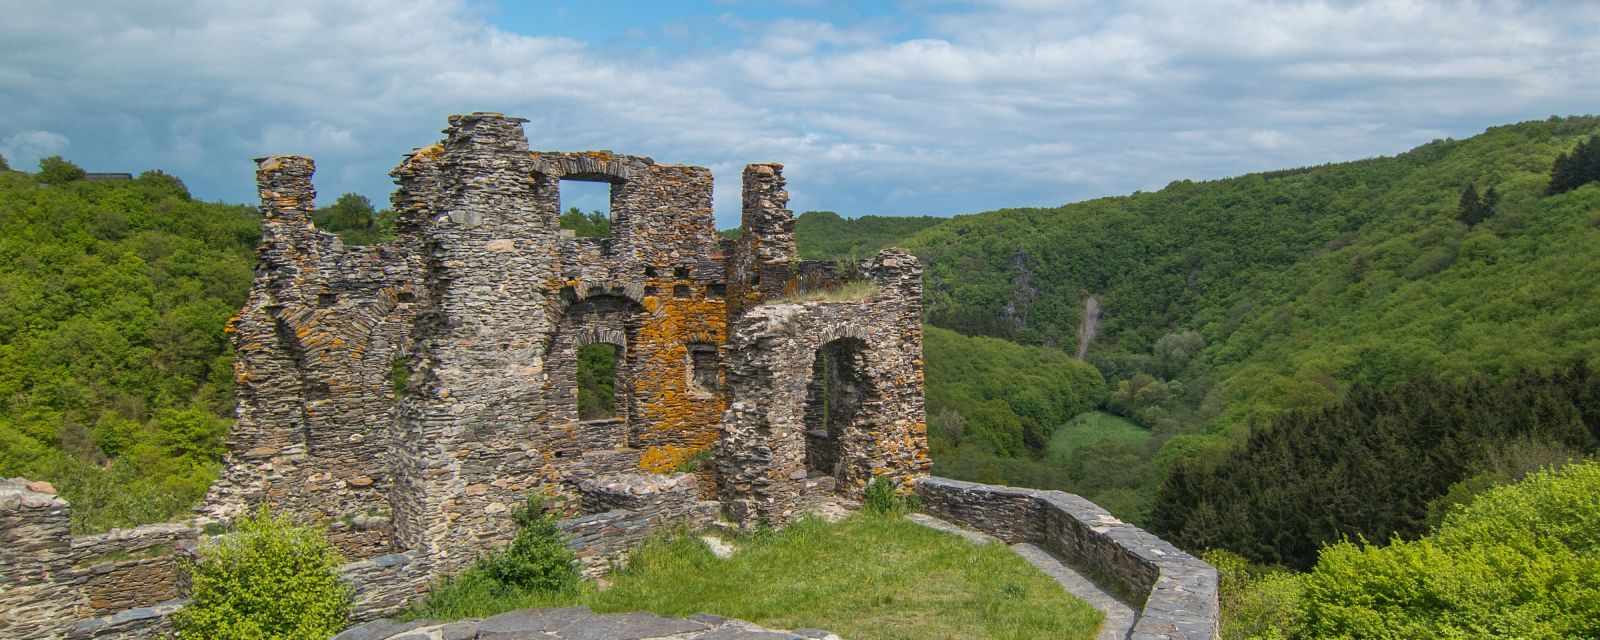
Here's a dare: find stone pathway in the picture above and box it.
[906,514,1138,640]
[333,607,841,640]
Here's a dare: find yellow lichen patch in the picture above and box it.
[629,280,728,471]
[638,444,697,474]
[412,143,444,161]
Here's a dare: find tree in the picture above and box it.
[1547,135,1600,196]
[313,193,376,233]
[36,155,86,184]
[0,152,10,172]
[1457,183,1496,226]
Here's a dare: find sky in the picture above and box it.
[1,0,1596,227]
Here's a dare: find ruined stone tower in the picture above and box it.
[206,112,931,576]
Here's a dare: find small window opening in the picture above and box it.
[558,179,613,238]
[707,284,726,299]
[644,286,659,297]
[673,266,690,279]
[576,342,620,420]
[318,292,337,308]
[644,266,659,278]
[396,291,416,303]
[687,343,719,394]
[673,285,692,298]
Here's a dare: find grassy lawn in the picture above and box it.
[1045,411,1151,463]
[405,514,1103,640]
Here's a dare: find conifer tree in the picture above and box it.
[1457,183,1483,225]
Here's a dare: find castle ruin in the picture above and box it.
[213,112,932,571]
[1,113,1219,640]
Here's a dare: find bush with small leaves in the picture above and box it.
[172,507,351,640]
[36,155,86,184]
[479,495,580,594]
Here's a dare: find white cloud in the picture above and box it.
[0,130,70,169]
[0,0,1594,222]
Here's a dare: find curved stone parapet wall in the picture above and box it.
[916,476,1219,640]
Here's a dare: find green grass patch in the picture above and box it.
[407,514,1102,639]
[1045,411,1151,463]
[772,280,880,304]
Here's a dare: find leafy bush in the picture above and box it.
[1204,550,1303,640]
[1297,461,1600,639]
[862,476,914,516]
[405,495,580,620]
[172,508,351,640]
[479,495,581,593]
[36,155,86,184]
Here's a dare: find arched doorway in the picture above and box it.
[803,337,870,480]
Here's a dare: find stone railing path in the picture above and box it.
[916,477,1220,640]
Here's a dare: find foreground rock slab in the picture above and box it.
[335,607,841,640]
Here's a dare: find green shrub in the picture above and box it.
[1205,549,1303,640]
[479,495,581,593]
[863,476,915,516]
[405,495,581,621]
[172,507,350,640]
[36,155,86,184]
[1297,460,1600,639]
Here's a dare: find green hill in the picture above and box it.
[898,116,1600,493]
[0,161,258,532]
[793,211,946,261]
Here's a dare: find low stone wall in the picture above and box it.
[563,473,720,577]
[916,477,1219,640]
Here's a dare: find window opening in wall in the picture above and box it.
[673,285,692,298]
[558,179,613,238]
[803,338,867,478]
[707,284,725,299]
[673,266,690,278]
[687,343,718,394]
[644,266,659,278]
[577,343,620,420]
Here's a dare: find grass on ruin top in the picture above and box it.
[770,280,880,304]
[405,513,1103,640]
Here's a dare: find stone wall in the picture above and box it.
[1,479,200,640]
[717,248,931,526]
[917,477,1220,640]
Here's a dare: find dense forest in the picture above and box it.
[0,159,257,532]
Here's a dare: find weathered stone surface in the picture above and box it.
[917,476,1220,640]
[362,607,835,640]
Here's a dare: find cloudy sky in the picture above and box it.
[2,1,1595,226]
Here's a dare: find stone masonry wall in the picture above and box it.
[202,153,428,558]
[717,248,931,526]
[917,477,1220,640]
[1,479,200,640]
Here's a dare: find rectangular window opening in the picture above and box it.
[559,179,613,238]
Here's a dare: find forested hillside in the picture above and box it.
[895,116,1600,523]
[0,160,258,532]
